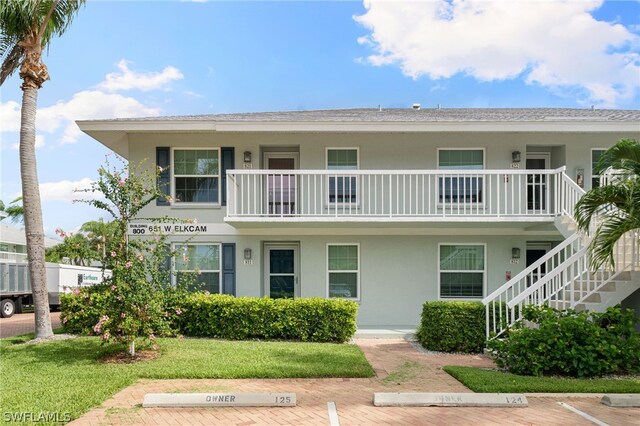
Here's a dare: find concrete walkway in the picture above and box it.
[69,338,640,425]
[0,311,61,338]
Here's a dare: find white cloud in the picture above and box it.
[11,134,45,150]
[98,59,184,92]
[0,61,179,145]
[37,90,162,144]
[39,178,101,202]
[355,0,640,107]
[1,101,21,133]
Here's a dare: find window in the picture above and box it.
[439,244,485,298]
[438,149,484,203]
[327,148,358,204]
[327,244,359,299]
[591,149,606,188]
[174,243,221,293]
[173,149,219,203]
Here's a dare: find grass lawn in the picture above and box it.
[1,334,373,424]
[444,366,640,393]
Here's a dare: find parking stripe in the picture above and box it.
[327,401,340,426]
[558,402,609,426]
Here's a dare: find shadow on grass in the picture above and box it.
[1,336,127,367]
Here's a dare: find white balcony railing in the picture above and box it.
[226,167,567,221]
[0,251,28,263]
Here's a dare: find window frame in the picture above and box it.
[591,148,607,189]
[326,243,360,301]
[437,242,486,300]
[171,147,221,205]
[172,242,222,293]
[325,147,360,207]
[436,148,486,206]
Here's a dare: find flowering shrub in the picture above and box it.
[73,157,180,356]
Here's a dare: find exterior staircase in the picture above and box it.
[483,172,640,339]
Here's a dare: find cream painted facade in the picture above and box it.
[79,109,640,327]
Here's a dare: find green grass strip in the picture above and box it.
[0,336,373,425]
[444,366,640,393]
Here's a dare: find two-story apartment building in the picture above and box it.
[78,108,640,330]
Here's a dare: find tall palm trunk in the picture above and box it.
[19,35,52,339]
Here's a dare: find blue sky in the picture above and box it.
[1,0,639,236]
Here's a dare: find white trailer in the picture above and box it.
[0,262,111,318]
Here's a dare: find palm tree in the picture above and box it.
[1,0,85,339]
[0,196,25,223]
[575,139,640,269]
[81,218,121,268]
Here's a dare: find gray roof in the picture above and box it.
[90,108,640,123]
[0,224,60,248]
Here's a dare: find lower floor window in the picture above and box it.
[174,243,221,293]
[439,244,485,298]
[327,244,359,299]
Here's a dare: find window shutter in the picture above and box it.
[221,243,236,295]
[160,244,172,286]
[156,147,171,206]
[221,147,235,206]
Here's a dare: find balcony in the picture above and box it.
[225,167,576,226]
[0,251,28,263]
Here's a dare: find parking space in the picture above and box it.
[69,339,640,425]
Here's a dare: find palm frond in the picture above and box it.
[588,213,640,270]
[595,139,640,176]
[575,183,632,232]
[39,0,86,48]
[0,42,24,86]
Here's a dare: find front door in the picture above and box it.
[525,243,551,287]
[526,154,549,213]
[265,153,298,215]
[265,244,299,299]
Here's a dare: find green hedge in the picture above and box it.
[61,290,358,343]
[178,294,357,343]
[488,305,640,377]
[416,301,486,353]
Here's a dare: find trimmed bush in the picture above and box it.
[416,301,486,353]
[60,284,172,337]
[178,294,357,343]
[488,305,640,377]
[61,290,358,343]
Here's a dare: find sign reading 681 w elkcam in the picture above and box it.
[128,222,215,236]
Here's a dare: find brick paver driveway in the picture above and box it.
[69,339,640,425]
[0,311,61,338]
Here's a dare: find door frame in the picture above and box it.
[526,242,553,285]
[525,152,550,169]
[263,242,300,298]
[526,152,551,212]
[263,152,299,215]
[263,151,299,170]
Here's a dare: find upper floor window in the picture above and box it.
[438,149,484,204]
[591,149,606,188]
[327,148,358,204]
[172,149,219,203]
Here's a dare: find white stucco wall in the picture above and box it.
[122,129,638,326]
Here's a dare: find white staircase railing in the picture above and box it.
[507,231,638,317]
[484,170,639,339]
[482,233,583,338]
